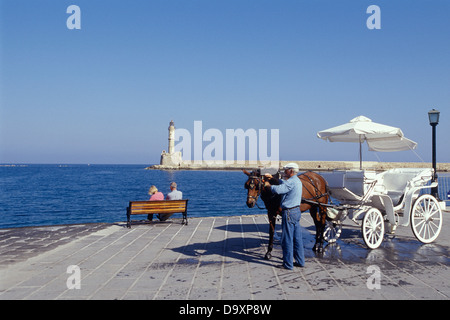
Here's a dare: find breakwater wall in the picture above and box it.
[148,161,450,172]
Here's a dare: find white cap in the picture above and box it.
[283,162,299,171]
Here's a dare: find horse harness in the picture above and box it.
[299,173,329,207]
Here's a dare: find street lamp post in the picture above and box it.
[428,109,440,199]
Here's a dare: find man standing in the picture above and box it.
[264,163,304,270]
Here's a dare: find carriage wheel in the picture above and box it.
[362,208,385,249]
[323,220,342,243]
[411,194,442,244]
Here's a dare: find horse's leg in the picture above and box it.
[310,206,319,252]
[317,206,328,253]
[310,206,324,253]
[265,212,276,260]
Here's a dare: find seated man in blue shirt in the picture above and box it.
[158,182,183,221]
[166,182,182,200]
[264,163,304,270]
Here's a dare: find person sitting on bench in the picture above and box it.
[148,185,164,221]
[166,182,182,200]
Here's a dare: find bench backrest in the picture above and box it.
[129,200,188,215]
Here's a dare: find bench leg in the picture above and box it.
[183,211,188,225]
[126,207,131,228]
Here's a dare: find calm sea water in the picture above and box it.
[1,165,449,229]
[0,165,255,229]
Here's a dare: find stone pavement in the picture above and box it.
[0,213,449,300]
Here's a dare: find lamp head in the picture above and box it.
[428,109,440,126]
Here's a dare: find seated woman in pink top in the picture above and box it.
[148,185,164,201]
[148,185,164,220]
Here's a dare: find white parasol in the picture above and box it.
[317,115,417,169]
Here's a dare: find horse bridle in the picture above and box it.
[246,174,270,210]
[246,175,263,201]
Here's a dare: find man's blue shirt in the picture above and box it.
[270,175,303,209]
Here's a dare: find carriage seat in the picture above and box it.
[373,168,433,205]
[327,170,377,202]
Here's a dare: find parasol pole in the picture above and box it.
[359,135,363,170]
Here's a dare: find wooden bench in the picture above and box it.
[126,199,188,228]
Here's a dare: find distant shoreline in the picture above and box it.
[147,160,450,172]
[1,162,448,172]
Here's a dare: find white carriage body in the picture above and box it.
[327,170,377,204]
[316,116,442,249]
[370,168,435,227]
[324,168,441,248]
[328,168,435,223]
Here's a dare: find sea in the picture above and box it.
[1,164,449,229]
[0,164,254,229]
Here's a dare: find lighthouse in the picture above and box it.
[160,120,182,168]
[168,120,175,154]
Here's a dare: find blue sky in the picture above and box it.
[1,0,449,164]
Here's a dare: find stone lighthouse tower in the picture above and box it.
[160,120,182,168]
[168,120,175,154]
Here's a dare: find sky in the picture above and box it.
[1,0,449,165]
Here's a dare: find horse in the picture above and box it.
[243,169,329,259]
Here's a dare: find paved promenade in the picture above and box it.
[0,213,449,300]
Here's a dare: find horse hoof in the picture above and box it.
[265,252,272,260]
[313,243,324,253]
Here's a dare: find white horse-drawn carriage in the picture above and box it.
[323,168,443,249]
[317,115,443,249]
